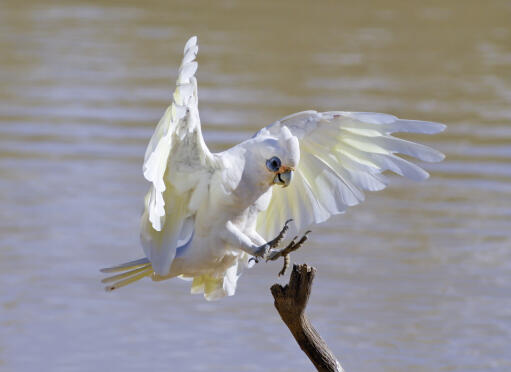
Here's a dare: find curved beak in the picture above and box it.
[273,170,293,187]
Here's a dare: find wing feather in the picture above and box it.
[140,36,216,275]
[256,111,445,238]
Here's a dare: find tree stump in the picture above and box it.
[271,264,344,372]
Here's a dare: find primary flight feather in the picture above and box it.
[101,36,445,300]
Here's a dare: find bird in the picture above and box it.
[101,36,445,300]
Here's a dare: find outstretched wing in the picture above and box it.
[256,111,445,239]
[141,36,217,275]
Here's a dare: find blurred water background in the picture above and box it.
[1,0,510,371]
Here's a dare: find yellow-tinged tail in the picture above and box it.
[100,258,153,291]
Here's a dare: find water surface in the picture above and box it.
[1,1,510,371]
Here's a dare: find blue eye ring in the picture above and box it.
[266,156,281,172]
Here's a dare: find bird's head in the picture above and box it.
[252,126,300,188]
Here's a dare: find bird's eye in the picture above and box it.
[266,156,281,172]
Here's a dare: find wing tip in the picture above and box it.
[422,121,447,134]
[419,169,430,181]
[402,119,447,135]
[421,147,446,163]
[184,36,198,52]
[436,122,447,132]
[435,151,446,162]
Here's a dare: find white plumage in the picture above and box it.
[101,36,445,300]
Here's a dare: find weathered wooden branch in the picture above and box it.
[271,264,344,372]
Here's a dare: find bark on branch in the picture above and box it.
[271,264,344,372]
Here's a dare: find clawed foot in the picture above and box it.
[266,230,311,262]
[267,219,293,249]
[267,230,311,276]
[249,219,293,264]
[249,225,311,278]
[249,244,270,264]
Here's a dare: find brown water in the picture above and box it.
[1,1,510,371]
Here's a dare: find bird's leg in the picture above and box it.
[221,220,291,262]
[266,231,311,276]
[249,219,293,263]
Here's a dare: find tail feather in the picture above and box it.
[101,265,152,284]
[100,257,153,291]
[100,257,150,273]
[104,266,153,292]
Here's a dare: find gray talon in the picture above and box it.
[266,230,312,276]
[253,223,307,275]
[268,219,293,249]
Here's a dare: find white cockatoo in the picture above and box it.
[101,36,445,300]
